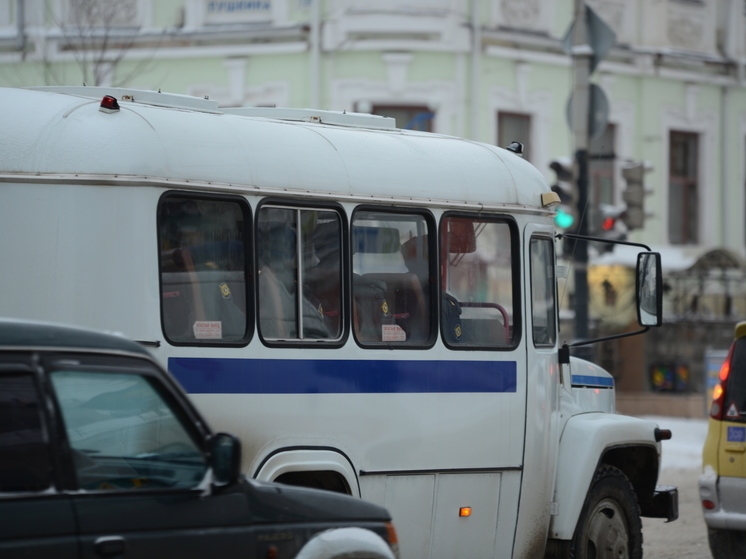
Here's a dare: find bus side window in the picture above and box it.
[529,237,557,347]
[158,195,250,345]
[440,215,518,348]
[256,206,343,343]
[351,210,434,347]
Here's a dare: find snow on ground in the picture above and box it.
[639,415,709,471]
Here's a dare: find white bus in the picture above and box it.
[0,86,676,559]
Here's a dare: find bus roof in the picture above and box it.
[0,87,551,210]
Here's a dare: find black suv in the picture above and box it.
[0,319,398,559]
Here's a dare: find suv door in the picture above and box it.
[44,352,253,559]
[0,354,78,559]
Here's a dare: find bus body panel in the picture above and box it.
[0,86,668,558]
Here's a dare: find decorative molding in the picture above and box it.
[491,0,555,35]
[666,0,715,54]
[322,5,469,52]
[382,52,413,94]
[187,63,290,108]
[499,0,540,28]
[331,74,457,136]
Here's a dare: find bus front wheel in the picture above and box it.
[569,465,642,559]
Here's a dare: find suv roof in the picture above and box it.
[0,318,149,356]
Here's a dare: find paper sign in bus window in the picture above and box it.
[382,324,406,342]
[194,321,223,339]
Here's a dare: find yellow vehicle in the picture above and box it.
[701,322,746,558]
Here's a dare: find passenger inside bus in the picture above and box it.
[400,235,462,345]
[352,220,429,344]
[159,197,247,343]
[256,210,330,340]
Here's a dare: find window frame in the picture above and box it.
[255,198,349,349]
[529,235,558,349]
[438,212,522,351]
[0,356,55,495]
[668,131,699,245]
[350,205,438,350]
[369,104,435,132]
[157,191,253,348]
[497,112,531,161]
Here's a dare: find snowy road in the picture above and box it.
[640,416,712,559]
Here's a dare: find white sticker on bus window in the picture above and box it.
[193,321,222,339]
[382,324,406,342]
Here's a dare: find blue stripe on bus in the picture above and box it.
[571,374,614,388]
[168,358,517,394]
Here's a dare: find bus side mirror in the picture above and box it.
[636,252,663,327]
[209,432,242,487]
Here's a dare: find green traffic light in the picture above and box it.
[554,208,575,229]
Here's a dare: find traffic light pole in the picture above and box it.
[571,0,592,353]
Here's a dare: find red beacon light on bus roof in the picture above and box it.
[99,95,120,114]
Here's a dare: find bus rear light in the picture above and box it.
[702,500,716,510]
[459,507,472,517]
[99,95,120,113]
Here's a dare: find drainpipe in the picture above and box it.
[310,0,321,109]
[470,0,480,141]
[16,0,25,55]
[721,82,729,248]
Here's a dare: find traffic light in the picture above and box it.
[590,203,626,254]
[549,157,577,231]
[621,162,653,230]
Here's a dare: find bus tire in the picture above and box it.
[569,465,642,559]
[708,527,746,559]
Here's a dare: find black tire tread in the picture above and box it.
[567,465,643,559]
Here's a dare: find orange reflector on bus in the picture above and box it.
[459,507,472,517]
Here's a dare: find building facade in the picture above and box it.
[3,0,746,402]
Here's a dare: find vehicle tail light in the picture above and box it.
[711,343,734,420]
[702,500,716,510]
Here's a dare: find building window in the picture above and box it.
[497,112,531,161]
[589,124,615,206]
[668,131,699,245]
[370,105,434,132]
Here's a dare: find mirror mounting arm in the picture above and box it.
[559,328,651,364]
[556,232,651,252]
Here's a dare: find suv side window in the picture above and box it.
[48,355,207,491]
[0,368,52,492]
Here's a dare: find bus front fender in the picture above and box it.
[549,412,661,540]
